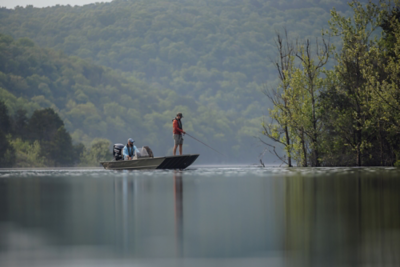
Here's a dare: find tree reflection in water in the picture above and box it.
[174,170,184,258]
[283,170,400,267]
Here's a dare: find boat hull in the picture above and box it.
[100,154,199,170]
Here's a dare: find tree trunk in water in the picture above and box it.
[356,117,362,166]
[356,128,362,166]
[285,125,292,167]
[378,121,384,165]
[314,147,320,167]
[356,146,361,166]
[301,129,307,167]
[311,89,320,167]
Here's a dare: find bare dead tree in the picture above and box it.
[262,29,295,167]
[294,37,331,167]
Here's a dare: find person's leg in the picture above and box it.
[179,144,183,155]
[173,144,178,155]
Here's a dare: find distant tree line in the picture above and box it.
[0,101,111,167]
[263,0,400,167]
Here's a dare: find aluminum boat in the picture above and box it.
[100,154,199,170]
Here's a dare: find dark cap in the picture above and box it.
[176,113,183,118]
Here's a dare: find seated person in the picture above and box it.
[123,138,140,160]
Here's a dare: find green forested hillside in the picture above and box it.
[0,0,379,164]
[0,0,370,107]
[0,33,260,163]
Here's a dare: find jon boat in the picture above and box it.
[100,154,199,170]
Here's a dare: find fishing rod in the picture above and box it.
[185,132,226,157]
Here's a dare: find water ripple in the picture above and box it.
[0,166,399,179]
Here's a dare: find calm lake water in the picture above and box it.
[0,166,399,267]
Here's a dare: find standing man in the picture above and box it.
[172,113,186,155]
[123,138,140,160]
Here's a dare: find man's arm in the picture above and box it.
[134,145,140,153]
[122,146,129,158]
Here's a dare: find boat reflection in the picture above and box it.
[111,170,186,257]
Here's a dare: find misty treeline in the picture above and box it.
[263,0,400,167]
[0,101,111,167]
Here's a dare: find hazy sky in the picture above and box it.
[0,0,112,9]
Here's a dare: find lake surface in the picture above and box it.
[0,166,399,267]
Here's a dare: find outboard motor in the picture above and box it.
[113,143,124,161]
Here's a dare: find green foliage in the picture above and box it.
[28,108,64,142]
[0,131,15,167]
[266,0,400,166]
[263,35,330,167]
[0,100,11,133]
[323,0,399,166]
[79,138,112,166]
[41,126,75,167]
[10,139,45,168]
[12,109,28,139]
[0,101,15,167]
[0,100,109,167]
